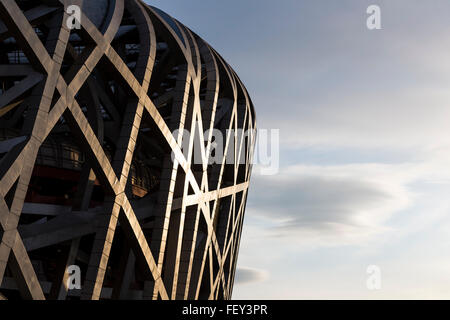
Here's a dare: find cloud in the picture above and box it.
[234,267,269,285]
[247,162,420,246]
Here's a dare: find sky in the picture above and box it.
[148,0,450,299]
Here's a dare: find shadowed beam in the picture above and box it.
[0,100,24,118]
[0,5,59,40]
[0,73,44,109]
[0,65,34,76]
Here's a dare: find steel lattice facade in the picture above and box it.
[0,0,256,300]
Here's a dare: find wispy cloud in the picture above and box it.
[235,267,269,285]
[247,162,422,246]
